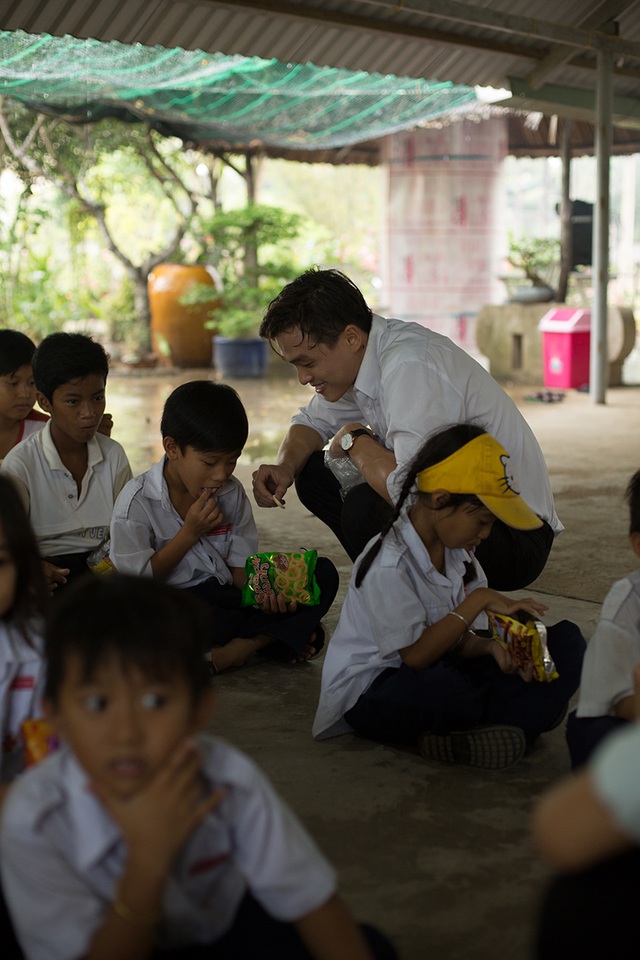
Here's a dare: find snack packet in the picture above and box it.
[21,718,60,767]
[87,537,115,575]
[242,550,321,606]
[487,611,559,682]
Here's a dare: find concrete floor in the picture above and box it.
[106,365,640,960]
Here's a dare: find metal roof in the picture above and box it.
[2,1,640,126]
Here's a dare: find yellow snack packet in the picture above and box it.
[21,718,60,767]
[487,611,559,682]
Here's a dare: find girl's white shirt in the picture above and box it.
[0,619,45,783]
[313,510,488,739]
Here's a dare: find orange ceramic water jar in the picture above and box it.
[148,264,220,367]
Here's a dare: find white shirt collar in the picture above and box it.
[352,314,385,402]
[40,420,104,471]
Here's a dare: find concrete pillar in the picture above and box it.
[382,117,508,353]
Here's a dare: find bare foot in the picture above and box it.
[209,634,275,673]
[287,626,326,664]
[288,639,316,664]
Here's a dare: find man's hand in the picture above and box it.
[252,463,295,508]
[328,422,370,459]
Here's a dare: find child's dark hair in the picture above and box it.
[0,476,47,636]
[259,266,373,349]
[0,329,36,377]
[44,574,213,707]
[355,423,488,588]
[626,468,640,536]
[161,380,249,453]
[33,333,109,401]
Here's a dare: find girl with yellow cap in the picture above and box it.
[313,423,585,769]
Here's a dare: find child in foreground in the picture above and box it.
[0,475,49,959]
[565,468,640,767]
[0,476,48,790]
[110,380,338,672]
[0,333,130,592]
[313,423,585,769]
[532,665,640,959]
[0,575,396,960]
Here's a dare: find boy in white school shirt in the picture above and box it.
[0,575,396,960]
[110,380,338,673]
[0,333,130,593]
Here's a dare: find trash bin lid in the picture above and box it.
[539,308,591,332]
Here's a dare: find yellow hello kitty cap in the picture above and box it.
[416,433,543,531]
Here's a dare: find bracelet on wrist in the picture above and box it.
[113,899,160,927]
[447,610,470,632]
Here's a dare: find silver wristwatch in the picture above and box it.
[340,428,371,454]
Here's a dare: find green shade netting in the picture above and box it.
[0,29,478,149]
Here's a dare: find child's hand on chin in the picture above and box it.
[90,739,227,875]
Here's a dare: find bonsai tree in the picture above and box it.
[180,204,304,337]
[507,235,561,289]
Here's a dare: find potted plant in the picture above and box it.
[503,235,560,303]
[179,204,304,377]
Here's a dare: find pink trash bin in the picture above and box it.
[539,308,591,389]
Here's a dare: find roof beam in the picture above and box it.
[509,75,640,129]
[527,1,632,89]
[206,0,640,61]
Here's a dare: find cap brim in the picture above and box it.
[479,494,543,531]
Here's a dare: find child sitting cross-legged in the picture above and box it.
[0,574,397,960]
[110,380,338,672]
[313,423,586,770]
[566,467,640,768]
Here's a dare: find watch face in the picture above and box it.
[340,433,353,451]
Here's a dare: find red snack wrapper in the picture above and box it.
[487,611,559,682]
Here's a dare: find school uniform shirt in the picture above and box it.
[312,510,488,739]
[0,422,132,557]
[0,411,47,466]
[110,457,258,587]
[0,736,337,960]
[291,314,562,533]
[575,568,640,718]
[0,620,45,784]
[592,721,640,841]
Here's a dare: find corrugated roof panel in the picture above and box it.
[2,0,640,119]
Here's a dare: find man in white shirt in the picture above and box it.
[252,268,561,590]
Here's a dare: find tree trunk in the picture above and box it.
[244,153,260,286]
[132,270,151,352]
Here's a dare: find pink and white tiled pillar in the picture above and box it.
[381,117,508,353]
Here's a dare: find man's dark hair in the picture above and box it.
[44,574,213,707]
[161,380,248,453]
[32,333,109,401]
[259,267,373,348]
[626,469,640,536]
[0,330,36,377]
